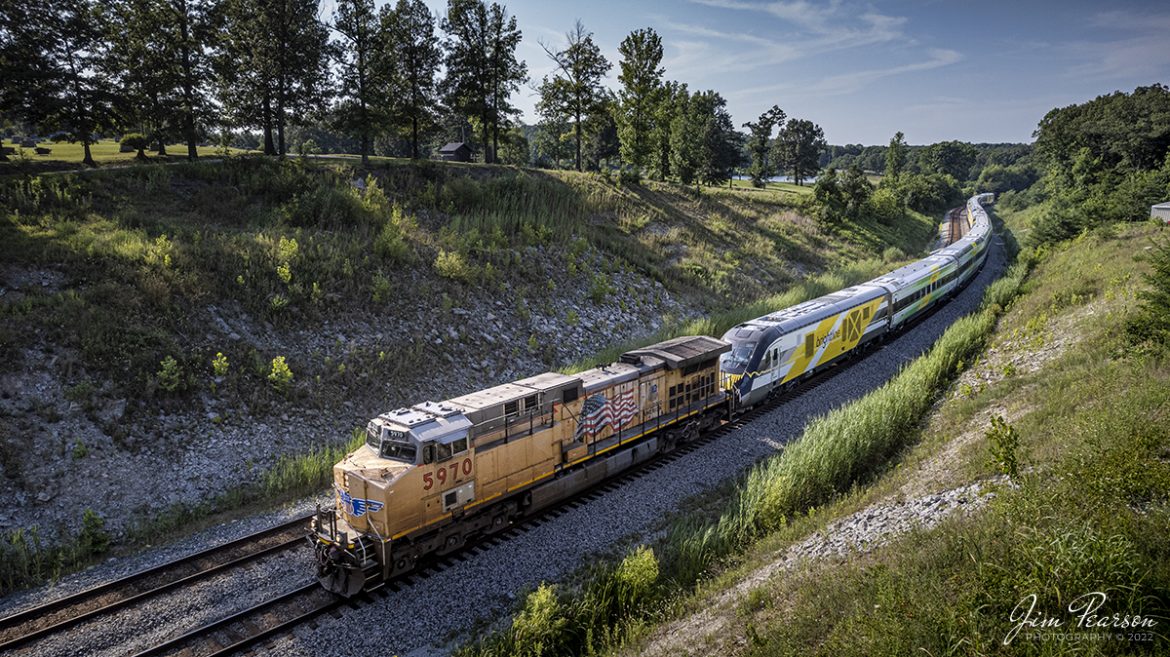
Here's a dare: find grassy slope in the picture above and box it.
[622,218,1170,656]
[0,156,933,412]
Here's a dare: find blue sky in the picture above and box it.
[352,0,1170,145]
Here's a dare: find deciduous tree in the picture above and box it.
[923,140,978,181]
[885,130,907,181]
[537,21,611,172]
[773,117,825,186]
[384,0,442,159]
[332,0,385,165]
[442,0,526,164]
[218,0,329,156]
[743,105,785,186]
[614,27,663,173]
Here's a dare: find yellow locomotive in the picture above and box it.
[312,335,731,596]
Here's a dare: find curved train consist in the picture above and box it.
[311,194,995,597]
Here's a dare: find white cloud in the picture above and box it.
[1061,10,1170,80]
[663,0,910,81]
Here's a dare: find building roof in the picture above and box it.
[1153,202,1170,210]
[439,142,470,153]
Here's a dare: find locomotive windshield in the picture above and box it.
[365,422,418,463]
[380,438,417,463]
[722,342,756,372]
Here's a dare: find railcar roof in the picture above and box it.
[446,382,541,411]
[621,334,730,369]
[577,362,641,392]
[869,254,953,289]
[512,371,581,392]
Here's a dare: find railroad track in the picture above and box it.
[0,514,312,653]
[126,583,341,657]
[945,206,967,245]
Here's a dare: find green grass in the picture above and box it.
[728,178,815,195]
[0,138,250,170]
[457,219,1021,657]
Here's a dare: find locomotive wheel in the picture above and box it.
[488,513,508,533]
[438,533,464,555]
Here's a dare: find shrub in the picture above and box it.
[78,509,109,556]
[157,355,183,393]
[277,235,299,263]
[435,249,474,282]
[1126,238,1170,351]
[509,584,567,657]
[867,187,903,225]
[371,272,392,303]
[268,294,289,313]
[881,246,907,263]
[268,356,294,393]
[211,352,229,377]
[298,139,321,156]
[614,545,659,611]
[589,272,612,304]
[986,414,1021,477]
[374,218,410,263]
[120,133,149,159]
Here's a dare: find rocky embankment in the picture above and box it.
[0,246,695,541]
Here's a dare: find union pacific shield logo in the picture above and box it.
[336,486,384,517]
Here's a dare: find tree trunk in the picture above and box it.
[574,110,582,172]
[277,117,285,157]
[263,94,275,155]
[156,136,168,156]
[412,116,419,159]
[65,42,95,167]
[492,123,499,165]
[179,1,197,161]
[184,111,197,161]
[481,112,490,164]
[276,83,286,157]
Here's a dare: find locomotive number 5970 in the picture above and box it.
[423,458,473,490]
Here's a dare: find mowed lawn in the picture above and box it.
[2,138,252,167]
[728,177,814,195]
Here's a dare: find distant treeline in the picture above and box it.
[0,0,804,186]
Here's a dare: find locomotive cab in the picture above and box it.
[312,402,473,596]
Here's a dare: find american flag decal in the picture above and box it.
[574,386,639,440]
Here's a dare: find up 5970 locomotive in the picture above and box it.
[311,194,994,597]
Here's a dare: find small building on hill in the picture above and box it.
[438,142,472,162]
[1152,202,1170,224]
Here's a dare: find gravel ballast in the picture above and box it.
[4,235,1007,657]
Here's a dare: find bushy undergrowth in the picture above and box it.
[0,508,110,595]
[460,224,1029,657]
